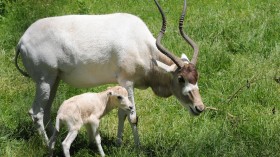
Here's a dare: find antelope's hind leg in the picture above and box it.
[44,77,60,136]
[28,73,59,144]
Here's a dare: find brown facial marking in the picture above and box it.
[178,64,198,85]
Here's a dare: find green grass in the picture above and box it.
[1,0,280,156]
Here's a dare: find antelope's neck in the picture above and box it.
[146,62,173,98]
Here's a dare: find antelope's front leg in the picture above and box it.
[117,81,140,146]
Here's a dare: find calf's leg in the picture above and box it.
[90,121,105,157]
[62,130,79,157]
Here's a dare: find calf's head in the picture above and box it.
[107,86,137,124]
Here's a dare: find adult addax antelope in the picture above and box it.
[15,0,204,146]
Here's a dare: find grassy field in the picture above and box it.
[1,0,280,156]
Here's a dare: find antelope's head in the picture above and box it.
[154,0,205,115]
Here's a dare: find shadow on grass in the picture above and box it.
[139,139,180,157]
[6,119,36,141]
[51,131,118,157]
[1,121,182,157]
[50,133,174,157]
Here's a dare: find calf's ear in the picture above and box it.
[107,91,113,96]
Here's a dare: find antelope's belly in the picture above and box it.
[60,64,118,88]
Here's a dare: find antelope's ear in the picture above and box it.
[181,53,190,63]
[155,60,175,72]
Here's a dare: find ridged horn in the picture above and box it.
[179,0,199,65]
[154,0,184,69]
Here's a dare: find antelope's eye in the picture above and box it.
[117,96,123,100]
[178,75,185,83]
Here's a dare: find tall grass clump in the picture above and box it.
[1,0,279,156]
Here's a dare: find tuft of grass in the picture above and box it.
[1,0,280,156]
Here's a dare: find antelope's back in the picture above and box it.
[18,13,158,87]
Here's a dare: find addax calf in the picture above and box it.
[48,86,133,157]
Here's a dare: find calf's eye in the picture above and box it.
[117,96,123,100]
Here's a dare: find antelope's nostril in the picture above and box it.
[129,106,133,110]
[195,106,203,113]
